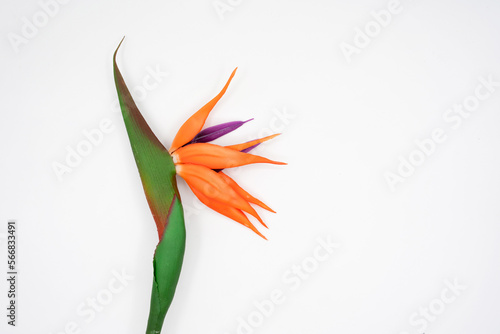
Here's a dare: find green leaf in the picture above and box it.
[113,38,186,334]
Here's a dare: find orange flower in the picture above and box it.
[170,69,285,239]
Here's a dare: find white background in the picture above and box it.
[1,0,500,333]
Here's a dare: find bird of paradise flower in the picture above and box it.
[113,39,285,333]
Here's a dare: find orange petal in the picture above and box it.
[173,143,286,169]
[218,172,275,215]
[177,164,266,225]
[176,164,259,217]
[190,186,266,239]
[225,133,281,152]
[169,68,237,153]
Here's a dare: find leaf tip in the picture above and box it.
[113,36,126,63]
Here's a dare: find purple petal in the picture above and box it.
[241,143,260,154]
[190,119,253,144]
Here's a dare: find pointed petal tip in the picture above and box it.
[169,68,238,153]
[270,160,287,165]
[227,67,238,83]
[261,204,276,213]
[232,213,267,240]
[262,207,276,214]
[251,227,267,240]
[255,215,268,229]
[226,133,281,153]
